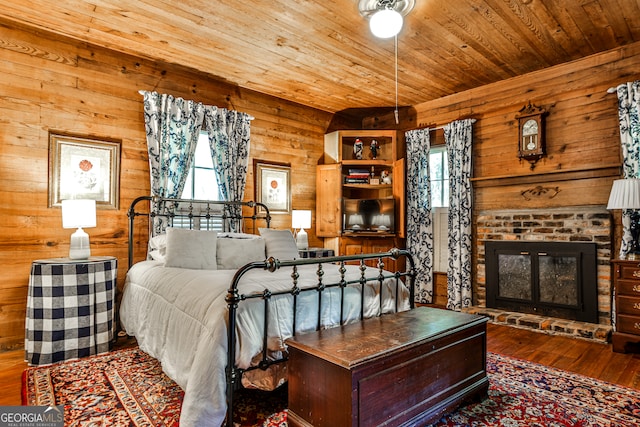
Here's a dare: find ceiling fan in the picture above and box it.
[358,0,416,38]
[358,0,415,123]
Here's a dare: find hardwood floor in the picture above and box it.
[2,324,639,406]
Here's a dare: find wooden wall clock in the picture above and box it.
[516,102,547,170]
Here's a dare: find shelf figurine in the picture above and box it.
[353,138,364,160]
[370,139,380,159]
[381,170,392,184]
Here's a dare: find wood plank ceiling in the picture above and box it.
[1,0,639,113]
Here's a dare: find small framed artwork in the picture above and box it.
[48,132,121,209]
[255,160,291,214]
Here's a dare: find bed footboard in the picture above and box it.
[224,248,415,427]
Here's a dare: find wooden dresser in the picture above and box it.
[612,260,640,353]
[286,307,489,427]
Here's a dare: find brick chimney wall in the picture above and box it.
[475,207,612,325]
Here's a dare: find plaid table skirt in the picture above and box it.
[25,256,117,365]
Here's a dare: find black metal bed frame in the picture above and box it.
[127,196,416,427]
[127,195,271,268]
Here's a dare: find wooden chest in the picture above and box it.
[612,260,640,353]
[286,307,489,427]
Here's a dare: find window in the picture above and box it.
[173,132,222,230]
[430,146,448,208]
[181,132,220,201]
[430,146,449,272]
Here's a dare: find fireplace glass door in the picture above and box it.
[486,241,597,323]
[538,254,578,306]
[497,252,531,300]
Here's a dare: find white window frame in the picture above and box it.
[181,132,221,201]
[430,146,449,273]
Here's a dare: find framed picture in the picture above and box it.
[255,160,291,214]
[48,132,121,209]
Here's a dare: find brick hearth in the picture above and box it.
[464,307,612,344]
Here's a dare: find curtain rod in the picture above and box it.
[137,90,254,119]
[418,118,477,131]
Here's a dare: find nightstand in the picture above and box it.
[298,248,335,258]
[25,256,117,365]
[612,259,640,353]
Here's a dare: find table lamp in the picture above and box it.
[62,199,97,259]
[292,210,312,250]
[607,178,640,258]
[348,213,365,231]
[372,214,391,231]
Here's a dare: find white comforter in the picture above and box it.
[119,260,410,427]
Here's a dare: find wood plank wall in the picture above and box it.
[376,43,637,208]
[0,19,336,351]
[368,41,640,305]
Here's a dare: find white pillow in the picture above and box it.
[164,228,218,270]
[258,228,299,260]
[216,237,266,269]
[148,234,167,257]
[148,250,166,262]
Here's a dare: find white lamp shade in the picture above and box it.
[370,9,403,38]
[348,214,365,226]
[62,199,97,228]
[292,210,312,230]
[607,179,640,209]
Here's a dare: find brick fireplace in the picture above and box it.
[470,207,613,342]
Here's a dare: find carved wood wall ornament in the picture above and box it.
[520,185,560,200]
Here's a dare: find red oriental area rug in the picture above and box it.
[23,347,640,426]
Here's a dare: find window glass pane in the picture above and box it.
[194,168,219,200]
[430,152,442,180]
[194,133,213,168]
[443,151,449,179]
[431,181,443,208]
[183,169,193,198]
[180,132,220,201]
[429,146,449,208]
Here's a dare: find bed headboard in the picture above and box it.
[127,195,271,268]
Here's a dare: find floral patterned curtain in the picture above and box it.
[405,128,434,303]
[615,81,640,259]
[203,107,252,231]
[444,119,474,310]
[142,91,205,234]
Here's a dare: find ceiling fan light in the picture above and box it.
[369,9,403,38]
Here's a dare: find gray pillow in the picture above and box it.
[258,228,299,260]
[216,237,266,269]
[164,228,217,270]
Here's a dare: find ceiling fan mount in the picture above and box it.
[358,0,416,19]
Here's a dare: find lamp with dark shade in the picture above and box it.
[62,199,97,260]
[607,178,640,257]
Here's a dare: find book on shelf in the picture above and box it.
[348,168,370,175]
[344,177,369,184]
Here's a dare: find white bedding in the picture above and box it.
[119,260,410,427]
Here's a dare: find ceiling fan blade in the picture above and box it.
[358,0,416,18]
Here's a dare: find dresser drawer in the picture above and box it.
[617,279,640,297]
[617,295,640,316]
[618,263,640,280]
[616,313,640,336]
